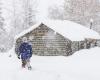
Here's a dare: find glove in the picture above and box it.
[18,56,20,59]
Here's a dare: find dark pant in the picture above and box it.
[22,60,26,68]
[22,58,31,68]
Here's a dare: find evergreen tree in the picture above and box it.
[0,1,5,31]
[23,0,37,28]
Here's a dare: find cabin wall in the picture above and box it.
[97,39,100,47]
[71,41,86,53]
[71,39,100,53]
[85,38,99,48]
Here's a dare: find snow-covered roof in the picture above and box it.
[15,20,100,41]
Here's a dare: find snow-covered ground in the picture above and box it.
[0,47,100,80]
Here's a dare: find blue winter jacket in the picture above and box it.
[19,42,32,60]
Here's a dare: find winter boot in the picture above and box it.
[22,60,26,68]
[28,66,32,70]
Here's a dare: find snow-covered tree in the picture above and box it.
[22,0,37,28]
[0,1,5,31]
[64,0,100,26]
[0,0,38,52]
[10,0,37,35]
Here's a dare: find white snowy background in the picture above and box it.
[0,0,100,80]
